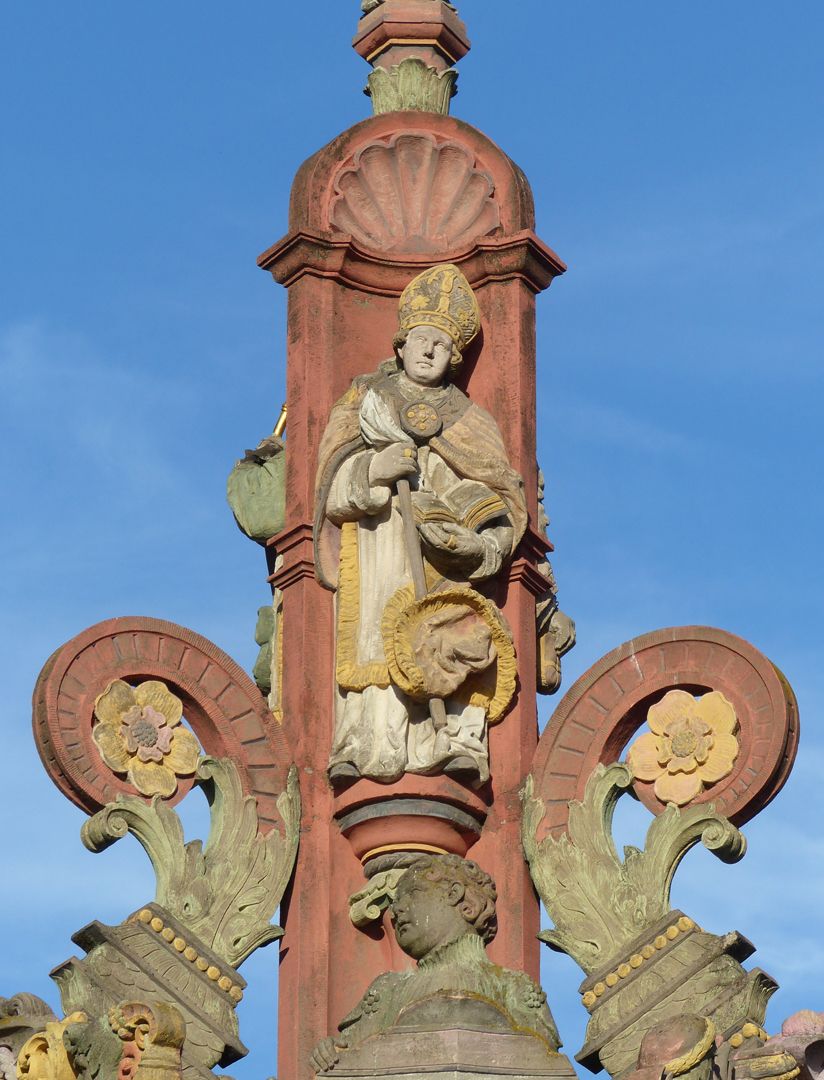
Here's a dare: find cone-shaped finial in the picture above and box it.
[353,1,471,116]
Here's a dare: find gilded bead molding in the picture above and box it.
[580,917,699,1010]
[134,909,244,1004]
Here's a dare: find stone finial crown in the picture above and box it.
[353,1,471,116]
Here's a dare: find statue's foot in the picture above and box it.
[443,756,480,778]
[329,762,360,781]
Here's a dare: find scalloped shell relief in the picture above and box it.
[329,133,501,254]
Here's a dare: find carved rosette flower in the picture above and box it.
[92,680,200,798]
[627,689,740,806]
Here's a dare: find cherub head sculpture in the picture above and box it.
[390,854,498,961]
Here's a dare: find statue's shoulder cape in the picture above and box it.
[313,363,527,590]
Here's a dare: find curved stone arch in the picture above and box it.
[530,626,798,841]
[33,616,291,832]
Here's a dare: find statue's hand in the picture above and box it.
[369,444,418,487]
[310,1036,346,1074]
[419,522,485,562]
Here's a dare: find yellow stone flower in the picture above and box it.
[92,679,200,798]
[627,689,740,806]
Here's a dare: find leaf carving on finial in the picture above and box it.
[82,757,300,969]
[521,763,746,975]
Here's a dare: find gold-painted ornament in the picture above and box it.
[381,583,516,722]
[92,679,200,798]
[398,263,481,352]
[627,689,740,806]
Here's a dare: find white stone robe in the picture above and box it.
[325,431,511,783]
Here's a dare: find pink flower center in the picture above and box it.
[121,704,173,763]
[131,716,160,748]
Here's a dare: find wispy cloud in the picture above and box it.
[0,318,227,596]
[539,391,695,457]
[567,188,824,281]
[0,319,190,493]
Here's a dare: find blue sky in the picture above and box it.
[1,2,822,1077]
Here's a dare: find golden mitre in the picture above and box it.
[398,263,481,352]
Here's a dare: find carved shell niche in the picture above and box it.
[329,133,501,254]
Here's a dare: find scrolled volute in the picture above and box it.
[521,762,746,975]
[81,756,300,969]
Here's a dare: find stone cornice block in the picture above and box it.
[354,0,471,68]
[258,230,566,297]
[509,559,554,600]
[520,524,554,559]
[330,1023,576,1080]
[267,523,317,590]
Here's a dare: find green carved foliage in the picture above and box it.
[521,763,746,975]
[63,1014,123,1080]
[82,757,300,968]
[367,59,458,116]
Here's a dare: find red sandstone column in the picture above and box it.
[258,7,565,1077]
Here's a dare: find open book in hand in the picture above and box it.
[412,480,507,533]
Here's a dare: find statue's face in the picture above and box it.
[400,325,453,387]
[390,870,470,961]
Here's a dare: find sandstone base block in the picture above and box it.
[327,1024,578,1080]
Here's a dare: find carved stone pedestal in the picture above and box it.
[334,774,491,864]
[51,906,247,1080]
[575,913,777,1078]
[327,999,577,1080]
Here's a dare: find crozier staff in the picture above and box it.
[314,264,527,784]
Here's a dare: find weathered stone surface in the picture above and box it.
[349,869,407,929]
[15,1012,88,1080]
[330,136,500,254]
[317,265,523,787]
[91,680,200,801]
[53,913,243,1079]
[311,854,571,1078]
[729,1047,802,1080]
[0,996,57,1075]
[627,690,740,807]
[354,1,469,86]
[81,757,299,968]
[32,619,293,834]
[523,763,746,973]
[48,757,298,1080]
[578,934,776,1078]
[252,605,275,696]
[255,8,569,1071]
[62,1013,123,1080]
[535,468,575,695]
[528,627,799,840]
[733,1011,824,1080]
[367,58,457,116]
[108,1001,186,1080]
[326,1018,577,1080]
[226,434,285,545]
[259,94,564,1077]
[522,763,777,1078]
[621,1014,717,1080]
[334,775,489,864]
